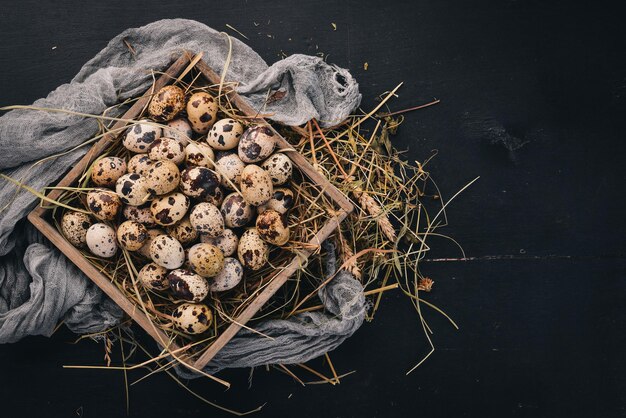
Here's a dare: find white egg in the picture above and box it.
[86,223,118,258]
[209,257,243,292]
[165,118,193,146]
[149,234,185,269]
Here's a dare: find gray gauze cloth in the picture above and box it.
[0,19,364,372]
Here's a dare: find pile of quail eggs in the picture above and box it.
[60,85,296,336]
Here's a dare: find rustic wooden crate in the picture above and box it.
[27,51,354,372]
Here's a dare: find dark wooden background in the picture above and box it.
[1,0,625,417]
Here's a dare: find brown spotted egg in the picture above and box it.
[207,118,244,150]
[166,217,199,246]
[149,234,185,269]
[61,211,93,247]
[221,193,255,228]
[137,228,165,258]
[87,188,122,221]
[123,120,162,153]
[215,153,245,190]
[187,243,225,278]
[123,204,156,227]
[127,154,154,177]
[261,153,293,185]
[256,209,290,246]
[86,223,118,258]
[180,167,223,206]
[200,228,238,257]
[186,92,218,134]
[91,157,127,187]
[148,85,185,121]
[148,137,186,165]
[240,164,273,206]
[145,160,180,196]
[138,262,169,291]
[189,202,224,237]
[168,269,209,302]
[238,126,276,163]
[164,118,193,146]
[209,257,243,292]
[258,188,295,215]
[116,220,148,251]
[172,302,212,335]
[150,193,190,226]
[185,142,215,168]
[237,228,269,271]
[115,173,151,206]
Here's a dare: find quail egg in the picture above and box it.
[220,192,255,228]
[145,160,180,196]
[138,262,169,291]
[172,302,212,335]
[91,157,127,187]
[180,166,223,205]
[149,234,185,269]
[187,243,225,278]
[240,164,273,206]
[207,118,244,150]
[237,228,269,270]
[166,217,199,246]
[127,154,154,176]
[87,188,122,221]
[215,152,245,190]
[209,257,243,292]
[185,142,215,168]
[261,153,293,185]
[186,92,218,134]
[200,228,239,257]
[137,228,165,258]
[148,137,186,165]
[116,220,148,251]
[150,193,190,226]
[189,202,224,237]
[238,125,276,163]
[123,204,156,227]
[61,211,93,247]
[257,188,295,215]
[256,209,290,246]
[86,223,118,258]
[115,173,151,206]
[168,269,209,302]
[164,118,193,146]
[148,85,186,121]
[123,120,162,153]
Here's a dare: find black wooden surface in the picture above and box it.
[1,0,625,417]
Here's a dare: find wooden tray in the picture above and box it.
[27,51,354,372]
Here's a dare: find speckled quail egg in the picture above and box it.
[61,211,93,247]
[186,92,218,134]
[115,173,151,206]
[257,188,295,215]
[150,193,190,226]
[145,160,180,196]
[123,120,162,153]
[189,202,224,237]
[168,269,209,302]
[87,188,122,221]
[256,209,290,246]
[165,217,198,246]
[138,262,169,291]
[240,164,273,206]
[237,228,269,270]
[164,118,193,146]
[185,142,215,168]
[137,228,165,258]
[148,137,186,165]
[86,223,118,258]
[209,257,243,292]
[127,154,154,176]
[187,243,225,278]
[123,204,156,227]
[180,167,223,205]
[200,228,239,257]
[220,193,255,228]
[238,126,276,163]
[91,157,127,187]
[149,234,185,269]
[261,153,293,185]
[172,302,212,335]
[148,85,186,121]
[116,220,148,251]
[207,118,244,150]
[215,153,245,190]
